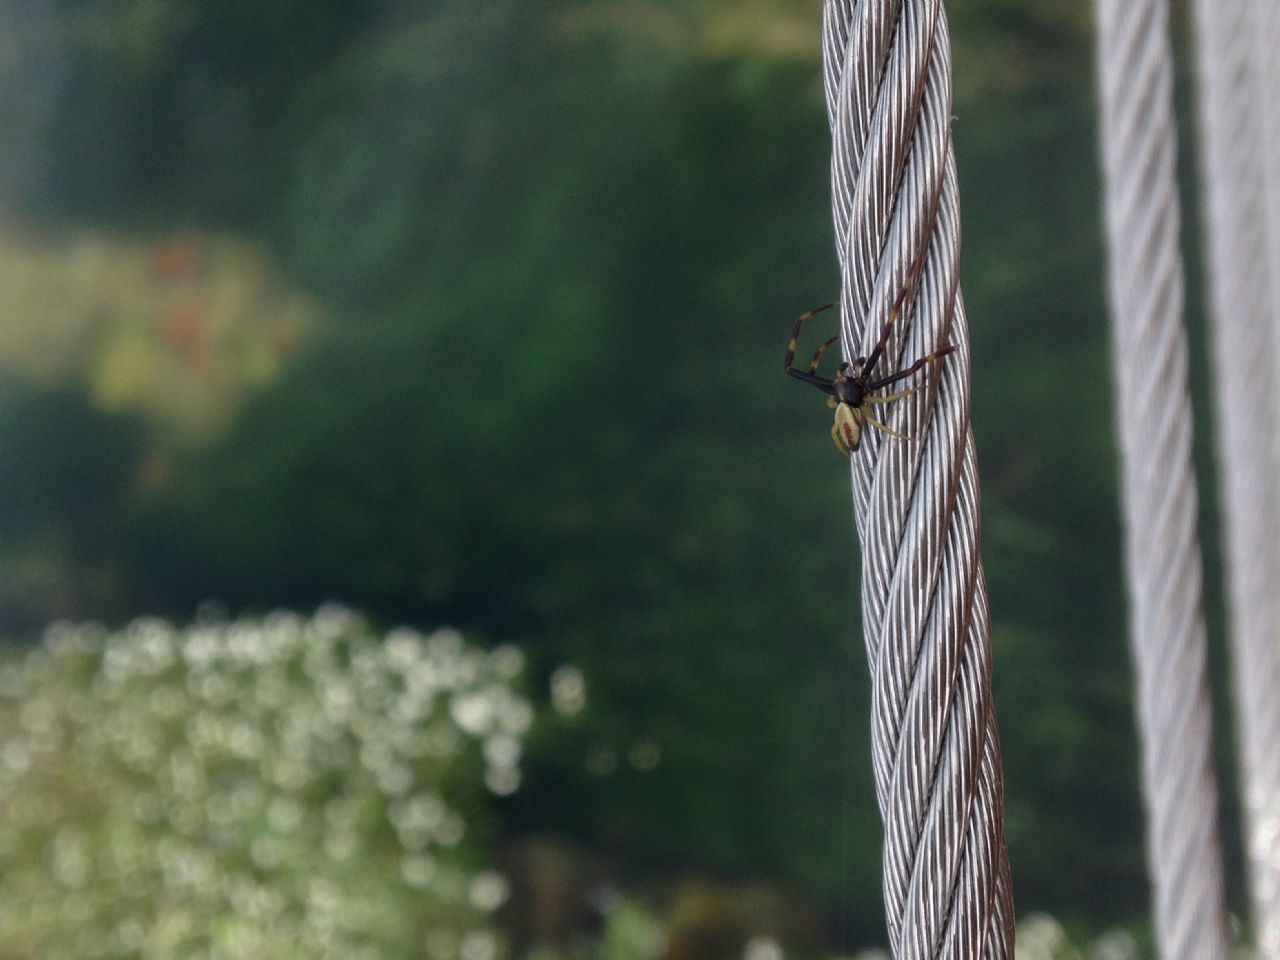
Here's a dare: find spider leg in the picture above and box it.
[807,334,839,374]
[861,344,954,443]
[859,243,939,379]
[858,285,913,379]
[788,368,836,392]
[784,302,837,376]
[864,384,923,405]
[864,411,911,441]
[868,344,956,391]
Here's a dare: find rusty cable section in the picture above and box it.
[1193,0,1280,955]
[820,3,1013,956]
[1093,1,1232,957]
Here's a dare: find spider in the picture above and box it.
[784,292,955,456]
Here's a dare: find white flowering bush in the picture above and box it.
[0,606,531,960]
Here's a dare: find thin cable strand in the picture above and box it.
[821,3,1013,957]
[1253,1,1280,395]
[1192,0,1280,955]
[1093,1,1232,957]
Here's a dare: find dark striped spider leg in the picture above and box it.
[784,292,956,455]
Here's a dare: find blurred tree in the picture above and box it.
[128,3,880,919]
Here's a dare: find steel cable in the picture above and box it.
[820,3,1013,957]
[1192,0,1280,955]
[1254,0,1280,383]
[1093,1,1231,957]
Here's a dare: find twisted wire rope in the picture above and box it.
[820,3,1013,957]
[1192,0,1280,954]
[1093,2,1231,958]
[1253,0,1280,388]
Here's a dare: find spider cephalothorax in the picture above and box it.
[784,297,955,456]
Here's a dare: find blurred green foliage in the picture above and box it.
[0,0,1242,947]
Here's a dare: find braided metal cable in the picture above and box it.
[1254,2,1280,403]
[1192,0,1280,955]
[820,3,1013,957]
[1093,2,1231,958]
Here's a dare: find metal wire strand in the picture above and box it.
[1192,0,1280,955]
[1254,0,1280,389]
[1093,2,1232,957]
[821,3,1013,957]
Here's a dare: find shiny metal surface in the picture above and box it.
[1194,1,1280,956]
[1094,1,1231,957]
[820,4,1013,957]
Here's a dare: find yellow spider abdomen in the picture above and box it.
[831,401,863,456]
